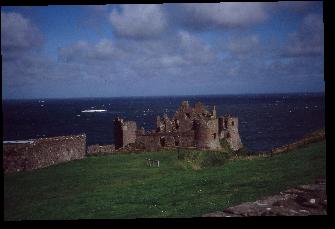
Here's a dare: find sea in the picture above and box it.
[2,93,325,152]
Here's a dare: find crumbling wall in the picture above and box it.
[136,134,161,151]
[156,114,174,133]
[114,118,137,149]
[3,134,86,174]
[87,144,115,156]
[164,135,176,147]
[219,116,243,151]
[113,101,243,152]
[174,131,195,147]
[194,101,207,115]
[224,117,243,151]
[122,121,137,146]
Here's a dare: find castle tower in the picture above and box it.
[218,116,243,151]
[180,101,190,111]
[212,105,217,118]
[113,117,137,149]
[156,115,162,132]
[194,119,220,149]
[162,114,173,132]
[194,101,207,115]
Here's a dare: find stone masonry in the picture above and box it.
[3,134,86,173]
[86,144,116,156]
[114,101,243,151]
[114,118,137,149]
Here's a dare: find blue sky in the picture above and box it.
[1,3,324,99]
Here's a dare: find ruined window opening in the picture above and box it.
[213,133,217,139]
[160,137,166,147]
[186,113,191,119]
[175,139,180,146]
[174,119,180,129]
[227,133,231,138]
[231,121,234,126]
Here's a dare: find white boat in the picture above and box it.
[81,109,107,113]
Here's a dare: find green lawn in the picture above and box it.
[4,140,326,220]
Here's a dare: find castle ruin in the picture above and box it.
[114,101,243,151]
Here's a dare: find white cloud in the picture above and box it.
[59,39,126,63]
[59,30,215,70]
[285,13,323,57]
[109,4,167,39]
[174,3,268,29]
[227,35,260,56]
[177,31,215,64]
[1,12,42,53]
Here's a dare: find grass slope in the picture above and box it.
[4,141,326,220]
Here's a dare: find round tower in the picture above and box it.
[194,119,220,149]
[224,116,243,151]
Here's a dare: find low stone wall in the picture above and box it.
[271,130,325,154]
[87,144,115,156]
[3,134,86,174]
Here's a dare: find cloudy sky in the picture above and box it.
[1,2,324,99]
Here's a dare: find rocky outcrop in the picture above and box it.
[202,179,327,217]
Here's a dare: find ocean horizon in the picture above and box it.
[3,92,325,152]
[3,91,325,101]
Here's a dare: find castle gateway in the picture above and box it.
[114,101,243,151]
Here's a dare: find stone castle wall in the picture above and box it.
[3,134,86,174]
[219,116,243,151]
[114,101,243,152]
[122,121,137,147]
[136,134,161,151]
[87,144,115,156]
[114,118,137,149]
[194,119,220,149]
[135,130,195,151]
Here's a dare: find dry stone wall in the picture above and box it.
[3,134,86,173]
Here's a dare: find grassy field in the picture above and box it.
[4,140,326,220]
